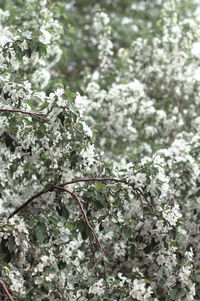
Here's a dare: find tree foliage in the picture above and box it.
[0,0,200,300]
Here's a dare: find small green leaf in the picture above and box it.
[170,288,181,299]
[69,102,79,115]
[36,222,48,243]
[40,102,49,111]
[36,228,44,243]
[44,183,53,191]
[38,42,47,58]
[23,117,33,125]
[130,244,135,259]
[26,47,32,58]
[95,182,105,192]
[56,205,69,220]
[81,229,88,240]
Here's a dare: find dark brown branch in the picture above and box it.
[53,185,105,253]
[72,124,86,136]
[0,278,15,301]
[8,189,51,219]
[8,177,152,219]
[0,109,47,121]
[53,185,109,287]
[136,188,153,210]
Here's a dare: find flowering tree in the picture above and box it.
[0,0,200,300]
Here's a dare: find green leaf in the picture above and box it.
[23,117,33,125]
[40,102,49,111]
[130,244,135,259]
[44,183,53,191]
[49,216,58,226]
[58,261,66,270]
[81,229,88,240]
[38,42,47,58]
[4,133,15,153]
[170,288,181,300]
[36,222,48,243]
[13,44,23,60]
[36,227,44,243]
[26,99,34,109]
[42,281,53,293]
[26,47,32,58]
[69,102,79,115]
[56,205,69,220]
[95,182,105,192]
[123,226,132,238]
[8,235,15,253]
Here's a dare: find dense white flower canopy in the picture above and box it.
[0,0,200,300]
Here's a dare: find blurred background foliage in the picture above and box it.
[54,0,198,91]
[0,0,198,92]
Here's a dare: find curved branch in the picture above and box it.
[8,189,50,219]
[8,177,152,219]
[53,185,109,287]
[8,178,126,219]
[0,278,15,301]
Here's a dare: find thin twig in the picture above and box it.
[0,109,47,121]
[90,254,103,274]
[136,188,154,210]
[53,186,105,256]
[72,124,86,136]
[0,278,15,301]
[89,231,95,265]
[135,188,145,214]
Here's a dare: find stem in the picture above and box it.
[136,188,153,210]
[0,109,47,121]
[72,124,86,136]
[0,278,15,301]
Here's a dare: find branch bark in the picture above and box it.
[53,185,109,287]
[0,278,15,301]
[0,109,47,121]
[8,177,152,219]
[8,189,50,219]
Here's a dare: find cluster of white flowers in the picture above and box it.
[2,265,26,296]
[89,278,105,296]
[129,279,154,300]
[93,12,113,73]
[0,0,200,300]
[162,204,182,227]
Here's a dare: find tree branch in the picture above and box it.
[8,189,50,219]
[0,109,47,121]
[53,185,109,287]
[8,178,126,219]
[8,177,153,219]
[0,278,15,301]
